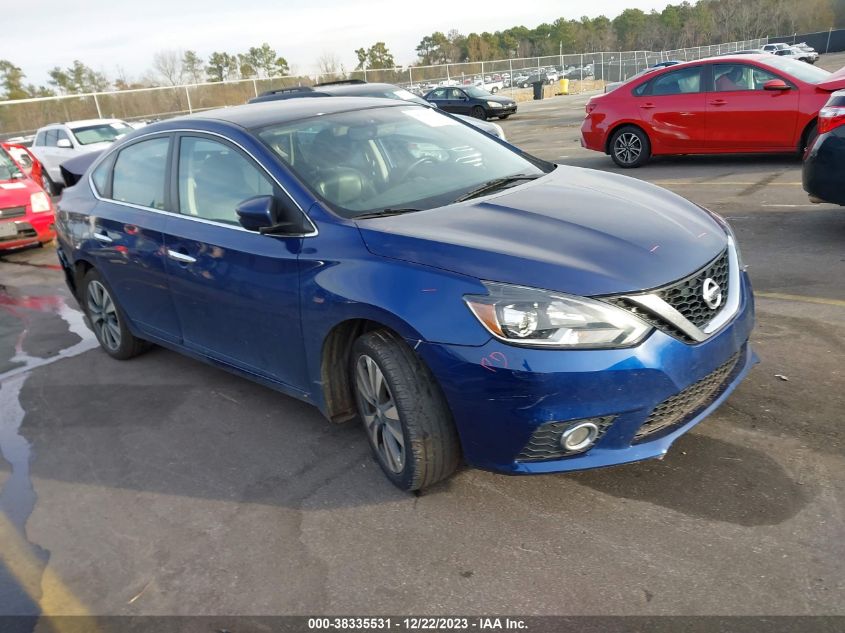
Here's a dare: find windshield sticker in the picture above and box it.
[403,108,457,127]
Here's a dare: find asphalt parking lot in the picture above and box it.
[1,55,844,618]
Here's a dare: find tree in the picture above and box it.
[237,53,256,79]
[0,60,28,100]
[205,52,238,82]
[48,60,109,94]
[152,50,184,86]
[354,42,395,70]
[317,52,344,81]
[244,43,288,77]
[182,50,204,84]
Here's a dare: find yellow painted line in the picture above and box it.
[0,512,93,619]
[756,292,845,308]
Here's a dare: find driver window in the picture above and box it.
[178,137,274,225]
[714,64,753,92]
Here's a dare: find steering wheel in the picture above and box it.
[397,157,437,181]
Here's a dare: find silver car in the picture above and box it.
[30,119,133,194]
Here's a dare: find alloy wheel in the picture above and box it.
[87,280,121,351]
[355,354,405,473]
[614,132,642,165]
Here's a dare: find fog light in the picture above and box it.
[560,421,599,452]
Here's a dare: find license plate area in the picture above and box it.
[0,222,18,238]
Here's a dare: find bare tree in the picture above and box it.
[152,50,184,86]
[317,52,344,81]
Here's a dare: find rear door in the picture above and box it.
[634,65,707,152]
[706,63,799,150]
[87,134,183,343]
[162,133,309,391]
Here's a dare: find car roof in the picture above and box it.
[65,118,127,129]
[179,97,410,129]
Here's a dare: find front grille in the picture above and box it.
[606,248,730,343]
[0,206,26,219]
[633,350,742,443]
[658,249,729,329]
[516,416,615,462]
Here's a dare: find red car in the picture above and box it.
[581,55,845,167]
[0,144,56,251]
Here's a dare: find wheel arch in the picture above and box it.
[798,117,818,154]
[604,122,650,155]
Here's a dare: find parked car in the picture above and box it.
[55,97,755,490]
[773,46,816,64]
[424,85,517,119]
[515,72,552,88]
[761,43,791,54]
[582,55,845,167]
[793,42,819,63]
[249,81,507,140]
[0,144,55,251]
[30,119,133,194]
[803,90,845,205]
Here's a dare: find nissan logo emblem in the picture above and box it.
[702,278,723,310]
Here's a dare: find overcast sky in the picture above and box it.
[9,0,674,85]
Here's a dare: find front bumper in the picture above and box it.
[488,104,517,117]
[417,272,756,474]
[0,213,56,250]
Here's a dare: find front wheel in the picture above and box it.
[41,172,56,196]
[471,106,487,120]
[609,126,651,168]
[352,330,460,491]
[81,268,149,360]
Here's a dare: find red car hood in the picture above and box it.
[0,176,40,208]
[818,66,845,92]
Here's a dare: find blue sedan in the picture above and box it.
[55,97,756,490]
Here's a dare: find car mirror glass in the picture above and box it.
[57,138,72,149]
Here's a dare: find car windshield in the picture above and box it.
[257,105,550,217]
[71,122,133,145]
[465,86,493,98]
[0,147,24,181]
[760,56,831,83]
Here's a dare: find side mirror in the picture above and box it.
[57,138,72,149]
[236,195,301,235]
[763,79,790,91]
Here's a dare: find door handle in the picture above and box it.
[709,99,727,106]
[93,231,113,243]
[639,103,655,109]
[167,249,196,264]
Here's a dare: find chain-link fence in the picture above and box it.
[0,38,767,139]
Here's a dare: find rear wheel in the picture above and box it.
[81,268,149,360]
[609,126,651,168]
[351,330,460,491]
[471,106,487,120]
[800,121,818,156]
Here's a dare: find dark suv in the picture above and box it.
[249,80,507,140]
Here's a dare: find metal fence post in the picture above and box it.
[93,93,102,118]
[252,78,258,97]
[580,52,584,90]
[408,67,413,87]
[599,52,604,81]
[827,27,833,53]
[508,58,513,96]
[185,86,193,114]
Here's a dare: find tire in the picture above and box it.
[41,172,56,196]
[491,86,498,93]
[351,329,460,491]
[471,106,487,120]
[609,125,651,168]
[81,268,149,360]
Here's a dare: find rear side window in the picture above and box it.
[647,67,702,96]
[111,137,169,209]
[91,160,111,195]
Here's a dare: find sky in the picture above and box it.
[6,0,674,86]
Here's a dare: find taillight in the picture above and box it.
[817,106,845,134]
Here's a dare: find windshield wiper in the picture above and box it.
[454,174,540,203]
[354,208,422,219]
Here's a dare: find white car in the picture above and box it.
[30,119,134,193]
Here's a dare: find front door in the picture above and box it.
[162,134,308,391]
[706,63,800,150]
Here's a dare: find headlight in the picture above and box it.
[464,282,652,348]
[487,101,503,108]
[30,192,52,213]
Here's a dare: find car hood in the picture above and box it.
[356,166,727,297]
[818,66,845,92]
[486,94,515,105]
